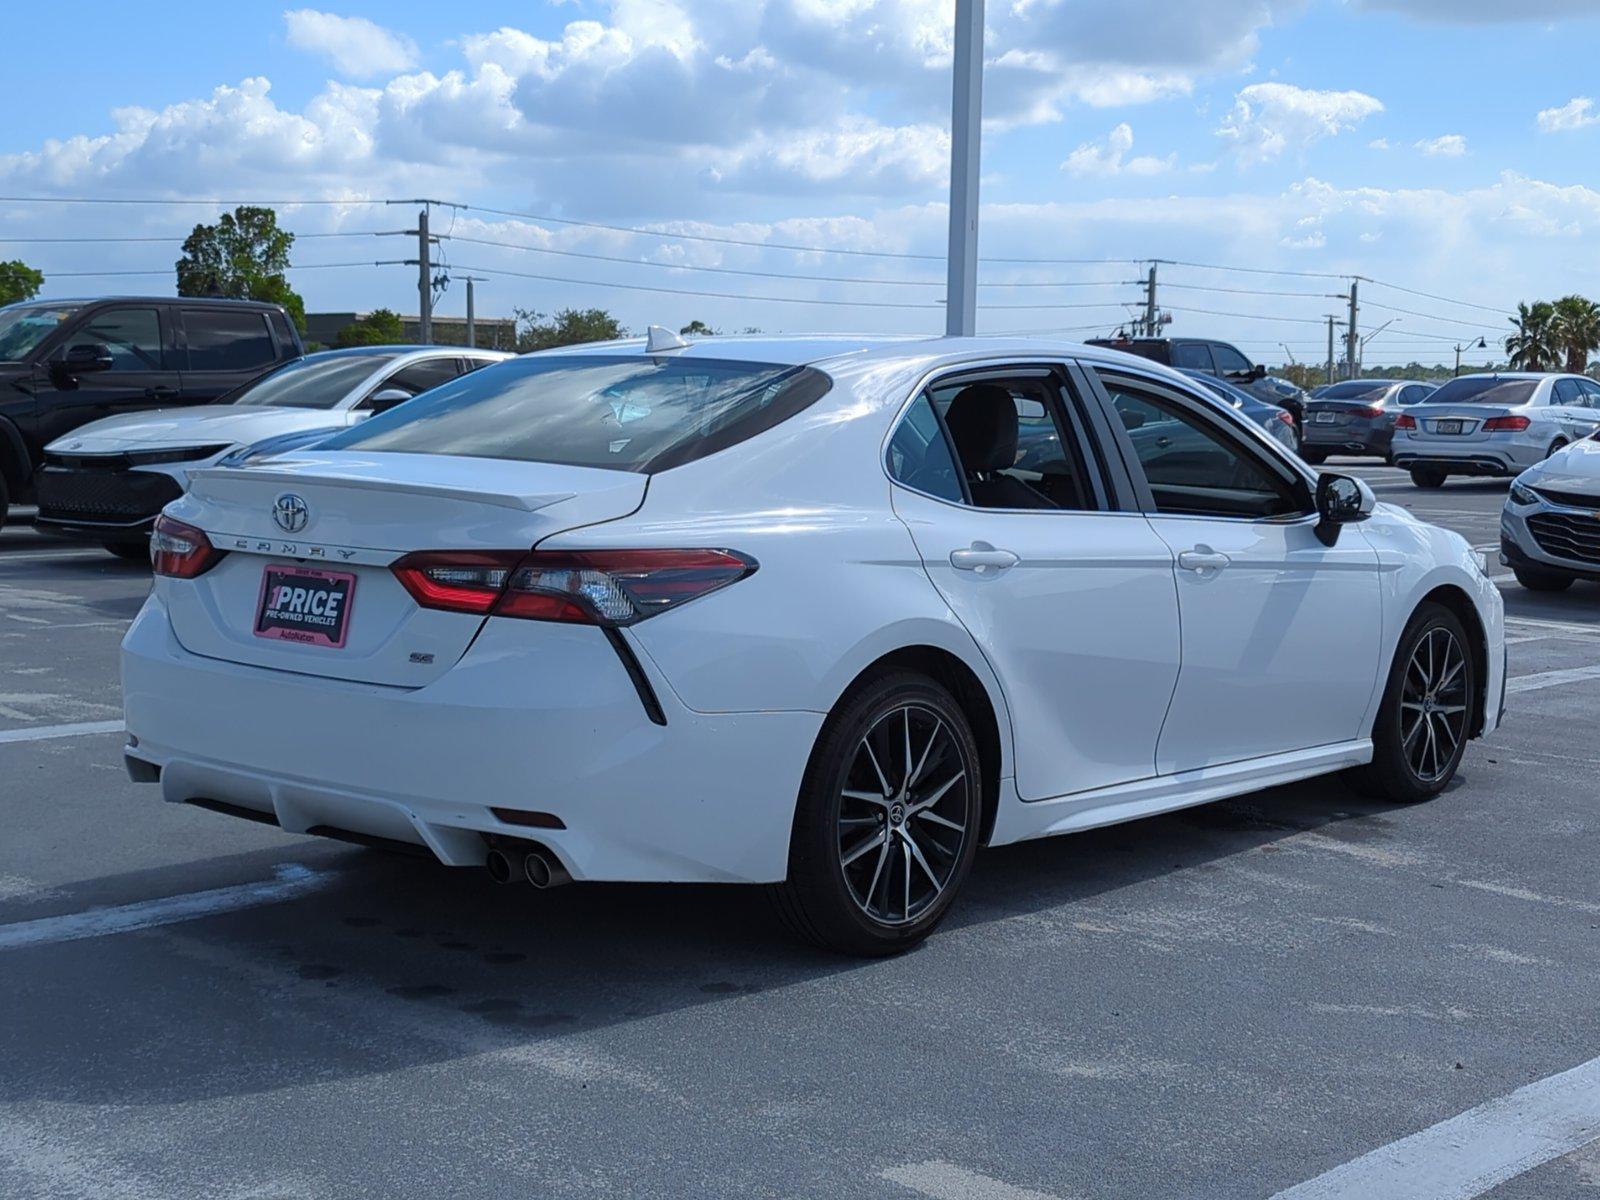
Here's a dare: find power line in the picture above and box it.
[36,261,393,278]
[0,231,394,244]
[1360,276,1511,317]
[0,195,392,207]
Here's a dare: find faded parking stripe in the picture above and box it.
[0,720,124,745]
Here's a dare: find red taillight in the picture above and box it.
[390,548,757,625]
[1275,410,1294,425]
[1395,414,1417,429]
[150,514,224,579]
[1483,415,1531,431]
[497,549,757,625]
[390,551,526,615]
[1353,405,1384,419]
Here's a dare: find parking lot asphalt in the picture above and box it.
[2,463,1598,1200]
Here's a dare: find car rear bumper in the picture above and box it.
[1302,426,1392,455]
[1391,433,1544,476]
[121,595,822,884]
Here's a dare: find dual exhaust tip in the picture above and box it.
[485,845,571,889]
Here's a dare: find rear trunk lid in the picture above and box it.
[1410,404,1515,442]
[162,452,646,686]
[1306,398,1389,428]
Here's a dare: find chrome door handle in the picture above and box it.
[1178,548,1231,573]
[950,543,1019,573]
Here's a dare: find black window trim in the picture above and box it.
[176,306,278,374]
[1083,365,1319,524]
[882,359,1121,516]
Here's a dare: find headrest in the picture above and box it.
[944,385,1018,474]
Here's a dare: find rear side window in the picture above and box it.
[184,309,277,372]
[268,311,297,354]
[1555,378,1582,405]
[321,354,832,473]
[65,307,163,371]
[1171,343,1214,371]
[887,394,963,503]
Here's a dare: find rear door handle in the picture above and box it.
[950,543,1019,573]
[144,385,179,400]
[1178,548,1231,573]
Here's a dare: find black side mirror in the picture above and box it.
[1314,472,1373,546]
[365,387,414,414]
[1247,364,1268,382]
[57,343,115,375]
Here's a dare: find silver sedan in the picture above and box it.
[1391,372,1600,489]
[1501,433,1600,590]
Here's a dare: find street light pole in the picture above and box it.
[944,0,984,338]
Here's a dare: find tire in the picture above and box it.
[1410,467,1447,489]
[1301,449,1327,466]
[770,670,981,956]
[1513,565,1575,592]
[1346,602,1475,804]
[103,540,150,564]
[1546,440,1567,460]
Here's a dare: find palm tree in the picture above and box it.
[1551,294,1600,374]
[1506,301,1558,371]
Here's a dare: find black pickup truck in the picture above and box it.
[1086,335,1307,432]
[0,296,303,530]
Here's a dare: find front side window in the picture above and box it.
[321,354,832,473]
[1211,343,1253,374]
[184,310,277,372]
[1100,374,1304,520]
[1555,378,1582,405]
[0,303,82,362]
[65,307,163,371]
[231,353,402,409]
[1171,343,1214,371]
[886,393,963,503]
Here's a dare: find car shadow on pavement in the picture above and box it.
[0,775,1431,1110]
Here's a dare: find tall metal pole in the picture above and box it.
[466,277,476,349]
[944,0,984,338]
[417,207,432,345]
[1144,264,1158,338]
[1326,316,1336,385]
[1345,280,1359,380]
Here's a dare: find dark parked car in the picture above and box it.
[1086,335,1306,429]
[0,296,303,530]
[1301,378,1435,464]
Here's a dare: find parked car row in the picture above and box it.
[105,324,1503,955]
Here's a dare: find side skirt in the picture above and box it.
[988,740,1373,847]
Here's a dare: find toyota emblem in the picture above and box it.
[272,493,310,534]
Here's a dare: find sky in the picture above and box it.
[6,0,1600,365]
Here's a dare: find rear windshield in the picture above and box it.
[1423,377,1539,406]
[1316,381,1391,400]
[230,353,402,408]
[318,354,832,472]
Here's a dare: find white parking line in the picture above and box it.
[1506,665,1600,695]
[1270,1054,1600,1199]
[0,720,125,745]
[1506,616,1600,637]
[0,864,330,951]
[883,1161,1066,1200]
[0,549,109,564]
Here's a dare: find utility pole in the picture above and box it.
[416,208,432,345]
[1345,279,1360,380]
[1143,264,1158,337]
[459,275,489,348]
[1326,315,1337,385]
[944,0,983,338]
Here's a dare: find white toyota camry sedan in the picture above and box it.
[122,334,1506,955]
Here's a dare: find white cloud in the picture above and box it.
[1356,0,1600,21]
[1416,134,1467,157]
[1061,124,1174,177]
[1537,97,1600,132]
[1217,82,1384,164]
[1368,137,1392,150]
[284,10,419,79]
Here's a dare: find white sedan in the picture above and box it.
[1502,431,1600,590]
[121,333,1505,955]
[37,345,510,557]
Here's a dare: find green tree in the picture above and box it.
[1550,294,1600,374]
[0,260,44,306]
[514,307,624,352]
[334,308,406,347]
[1505,300,1558,371]
[176,205,305,331]
[679,319,717,336]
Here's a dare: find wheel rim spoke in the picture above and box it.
[1401,625,1466,783]
[837,702,971,926]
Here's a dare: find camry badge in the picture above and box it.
[272,493,310,534]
